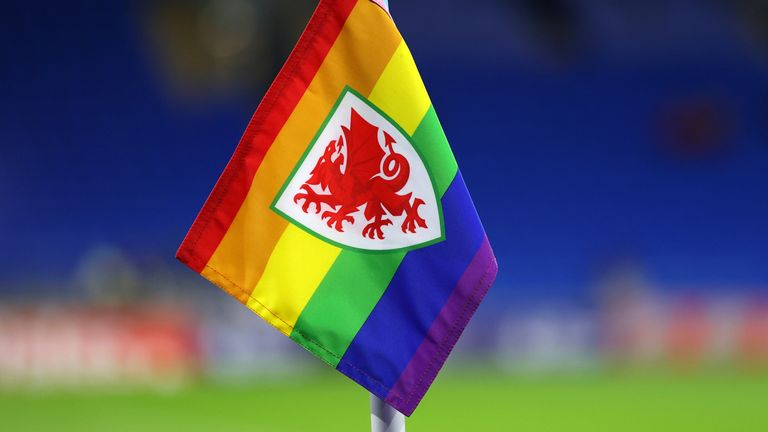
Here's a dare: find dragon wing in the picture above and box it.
[342,108,386,184]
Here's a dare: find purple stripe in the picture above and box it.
[384,237,497,415]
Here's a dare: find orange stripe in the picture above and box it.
[176,0,358,273]
[202,1,402,300]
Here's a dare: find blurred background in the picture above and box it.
[1,0,767,430]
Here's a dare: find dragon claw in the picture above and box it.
[322,210,354,232]
[400,198,427,234]
[400,215,427,233]
[293,193,320,213]
[293,185,329,214]
[363,218,392,240]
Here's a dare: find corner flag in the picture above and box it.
[177,0,497,415]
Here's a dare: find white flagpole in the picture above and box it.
[370,393,406,432]
[371,0,401,427]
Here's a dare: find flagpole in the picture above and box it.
[370,393,406,432]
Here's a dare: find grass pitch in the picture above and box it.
[1,370,766,431]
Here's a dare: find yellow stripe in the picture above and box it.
[249,33,435,334]
[245,225,341,335]
[367,41,432,135]
[251,40,434,332]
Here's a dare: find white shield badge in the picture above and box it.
[272,87,444,252]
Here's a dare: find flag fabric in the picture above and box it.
[176,0,497,416]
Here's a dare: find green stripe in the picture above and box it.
[290,251,405,366]
[412,106,458,194]
[290,106,459,365]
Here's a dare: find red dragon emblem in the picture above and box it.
[293,108,428,240]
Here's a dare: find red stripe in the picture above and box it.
[176,0,359,273]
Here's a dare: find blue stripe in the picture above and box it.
[337,172,485,393]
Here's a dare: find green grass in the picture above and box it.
[1,370,767,431]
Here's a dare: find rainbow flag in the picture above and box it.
[177,0,497,415]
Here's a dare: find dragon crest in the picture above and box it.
[293,108,428,240]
